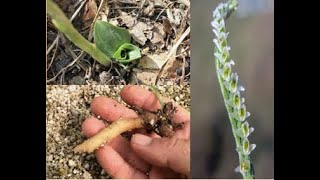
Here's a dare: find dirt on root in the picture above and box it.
[47,0,190,85]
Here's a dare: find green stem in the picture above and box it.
[149,85,164,109]
[47,0,111,66]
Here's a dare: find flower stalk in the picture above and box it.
[211,0,256,179]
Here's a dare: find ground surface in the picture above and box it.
[46,85,190,179]
[47,0,190,85]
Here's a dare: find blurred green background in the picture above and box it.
[191,0,274,178]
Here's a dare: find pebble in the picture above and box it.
[68,160,76,167]
[47,155,53,162]
[101,169,106,175]
[86,154,94,160]
[68,85,77,92]
[84,163,90,170]
[55,136,60,142]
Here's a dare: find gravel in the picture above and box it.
[46,85,190,179]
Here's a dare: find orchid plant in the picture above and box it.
[47,0,141,66]
[211,0,256,179]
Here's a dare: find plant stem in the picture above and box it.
[47,0,111,66]
[149,85,164,109]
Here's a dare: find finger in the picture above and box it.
[81,117,150,173]
[90,96,138,122]
[120,85,190,139]
[120,85,190,123]
[96,146,148,179]
[173,121,190,139]
[90,96,162,138]
[131,134,190,176]
[149,166,182,179]
[131,129,162,139]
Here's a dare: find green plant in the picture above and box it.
[47,0,141,66]
[211,0,256,179]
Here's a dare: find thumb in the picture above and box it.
[131,134,190,176]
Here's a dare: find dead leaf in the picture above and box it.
[154,0,164,7]
[178,0,190,7]
[154,23,166,38]
[150,32,164,49]
[129,22,148,45]
[83,0,97,22]
[146,31,153,40]
[172,8,182,26]
[143,1,155,16]
[119,12,147,45]
[121,13,137,28]
[162,58,182,80]
[162,18,173,35]
[146,23,165,48]
[166,8,181,26]
[137,53,167,70]
[130,69,158,85]
[109,19,119,26]
[142,47,150,55]
[99,71,112,84]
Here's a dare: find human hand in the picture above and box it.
[81,85,190,178]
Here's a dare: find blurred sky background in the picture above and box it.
[191,0,274,178]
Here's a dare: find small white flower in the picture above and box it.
[212,29,221,39]
[228,0,238,11]
[211,20,222,31]
[219,62,233,81]
[214,52,223,64]
[238,86,245,91]
[242,121,254,138]
[229,59,235,65]
[225,45,231,51]
[242,138,256,156]
[221,48,230,62]
[218,31,229,42]
[225,73,238,93]
[213,7,222,17]
[235,159,251,174]
[237,104,250,121]
[214,49,230,65]
[213,39,223,53]
[213,4,227,18]
[232,90,241,109]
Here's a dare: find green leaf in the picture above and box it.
[94,20,131,58]
[113,43,141,63]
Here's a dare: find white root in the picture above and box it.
[74,118,144,153]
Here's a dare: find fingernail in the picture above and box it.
[132,134,152,146]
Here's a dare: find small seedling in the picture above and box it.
[47,0,141,66]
